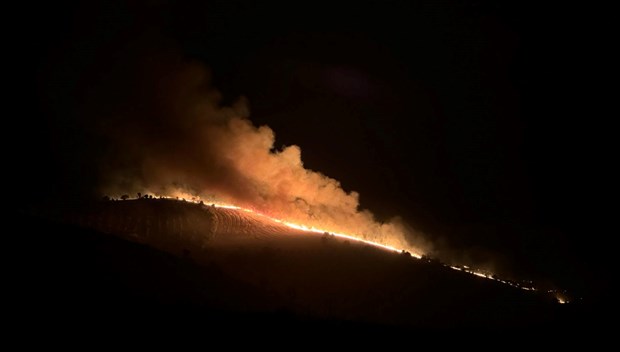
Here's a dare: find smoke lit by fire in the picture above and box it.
[90,41,564,304]
[99,49,429,257]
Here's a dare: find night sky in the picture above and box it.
[15,1,610,301]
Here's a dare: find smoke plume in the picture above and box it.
[76,38,428,254]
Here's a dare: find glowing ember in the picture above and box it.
[472,271,489,279]
[449,264,538,293]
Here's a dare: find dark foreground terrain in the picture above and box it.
[11,200,592,331]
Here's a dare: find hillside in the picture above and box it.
[14,199,585,329]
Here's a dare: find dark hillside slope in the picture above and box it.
[11,201,588,329]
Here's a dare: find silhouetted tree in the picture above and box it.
[321,232,331,244]
[137,192,141,199]
[120,194,129,201]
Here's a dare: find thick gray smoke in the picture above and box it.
[94,42,428,254]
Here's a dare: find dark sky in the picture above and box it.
[15,0,610,300]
